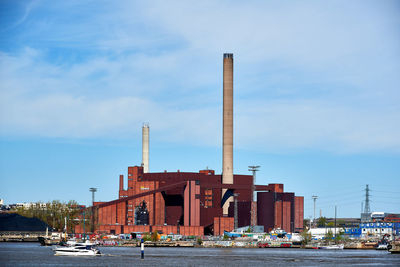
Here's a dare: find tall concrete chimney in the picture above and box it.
[142,123,149,173]
[222,53,234,215]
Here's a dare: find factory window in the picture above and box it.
[204,189,213,208]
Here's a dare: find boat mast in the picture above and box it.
[83,210,86,241]
[64,217,67,240]
[334,205,337,244]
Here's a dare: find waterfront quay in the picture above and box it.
[94,238,394,250]
[0,231,45,242]
[2,232,398,251]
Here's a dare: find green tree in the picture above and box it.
[335,230,345,242]
[325,229,334,240]
[303,218,312,230]
[140,233,151,241]
[14,200,81,232]
[151,231,160,242]
[301,230,312,245]
[317,217,327,227]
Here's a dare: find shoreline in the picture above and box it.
[1,237,394,251]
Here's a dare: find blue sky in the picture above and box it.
[0,0,399,219]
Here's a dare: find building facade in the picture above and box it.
[75,166,304,236]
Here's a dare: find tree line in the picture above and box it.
[14,200,84,233]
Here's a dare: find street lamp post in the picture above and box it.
[89,188,97,206]
[89,188,97,234]
[233,193,239,231]
[248,165,260,231]
[312,195,318,227]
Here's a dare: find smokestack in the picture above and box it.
[222,53,234,215]
[119,175,124,191]
[142,123,149,173]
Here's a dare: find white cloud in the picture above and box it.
[235,99,400,153]
[0,49,221,145]
[1,0,399,153]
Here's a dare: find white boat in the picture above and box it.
[319,244,344,250]
[376,243,388,250]
[53,242,101,256]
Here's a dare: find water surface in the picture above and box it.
[1,243,399,266]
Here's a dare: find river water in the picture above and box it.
[1,243,399,266]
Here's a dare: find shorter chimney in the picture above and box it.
[142,123,150,173]
[119,175,124,191]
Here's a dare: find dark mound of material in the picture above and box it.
[0,213,50,232]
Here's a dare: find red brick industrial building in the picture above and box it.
[74,54,304,236]
[75,166,303,236]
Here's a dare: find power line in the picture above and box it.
[303,190,363,200]
[304,200,363,209]
[315,201,362,208]
[370,195,400,199]
[371,201,400,205]
[310,195,364,205]
[303,191,364,202]
[370,184,400,190]
[371,190,400,194]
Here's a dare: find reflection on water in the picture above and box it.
[0,243,399,266]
